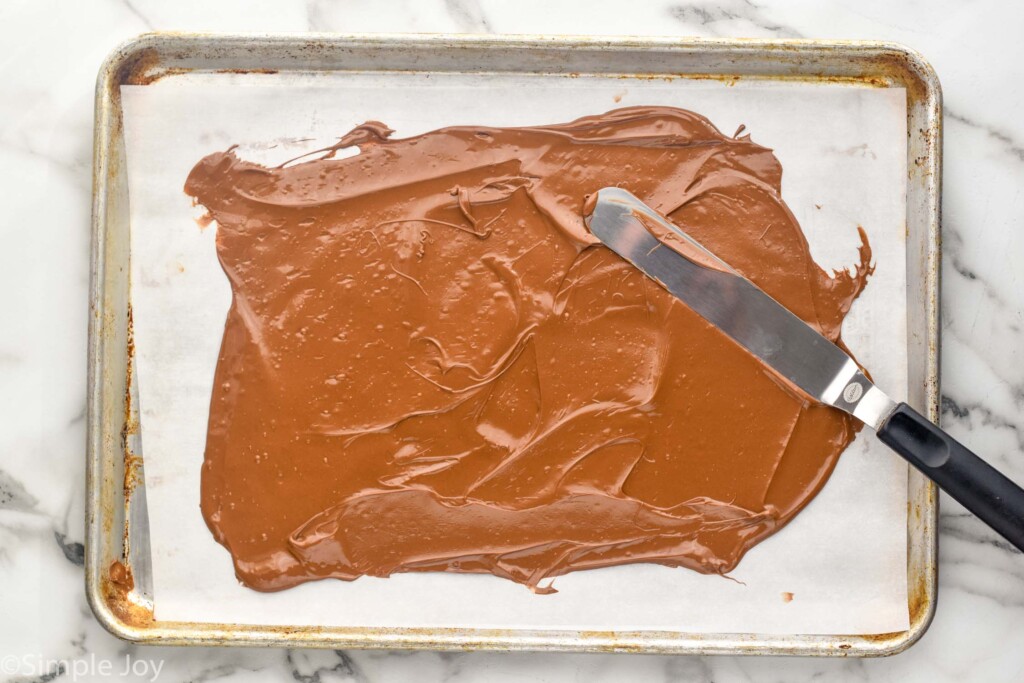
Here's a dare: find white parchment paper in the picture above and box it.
[121,72,909,635]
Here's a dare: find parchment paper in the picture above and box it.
[121,72,909,635]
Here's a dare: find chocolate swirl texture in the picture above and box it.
[184,107,873,593]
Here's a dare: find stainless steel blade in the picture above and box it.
[584,187,896,430]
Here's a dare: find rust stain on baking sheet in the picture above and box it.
[854,568,931,649]
[828,540,933,654]
[907,556,931,627]
[862,52,931,104]
[578,631,649,654]
[123,452,143,497]
[615,72,887,88]
[911,480,938,627]
[216,68,280,75]
[103,561,154,628]
[122,304,135,431]
[115,47,188,86]
[672,73,741,86]
[121,303,141,496]
[117,50,279,87]
[120,304,143,560]
[857,629,905,646]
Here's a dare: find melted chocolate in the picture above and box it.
[184,107,872,593]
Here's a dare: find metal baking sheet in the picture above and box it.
[87,33,940,656]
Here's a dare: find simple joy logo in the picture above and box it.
[1,654,165,681]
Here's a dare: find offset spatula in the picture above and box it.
[585,186,1024,552]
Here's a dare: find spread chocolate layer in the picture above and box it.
[184,106,873,593]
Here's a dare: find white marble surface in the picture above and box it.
[1,0,1022,680]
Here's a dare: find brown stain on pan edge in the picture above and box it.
[121,304,141,559]
[122,304,140,490]
[114,46,189,86]
[103,561,154,628]
[216,68,280,75]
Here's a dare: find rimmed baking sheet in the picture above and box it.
[87,34,940,656]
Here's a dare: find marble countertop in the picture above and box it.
[2,0,1021,680]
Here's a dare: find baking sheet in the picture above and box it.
[121,72,909,635]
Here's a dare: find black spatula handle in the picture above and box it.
[878,402,1024,552]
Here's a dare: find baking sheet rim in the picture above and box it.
[86,31,941,657]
